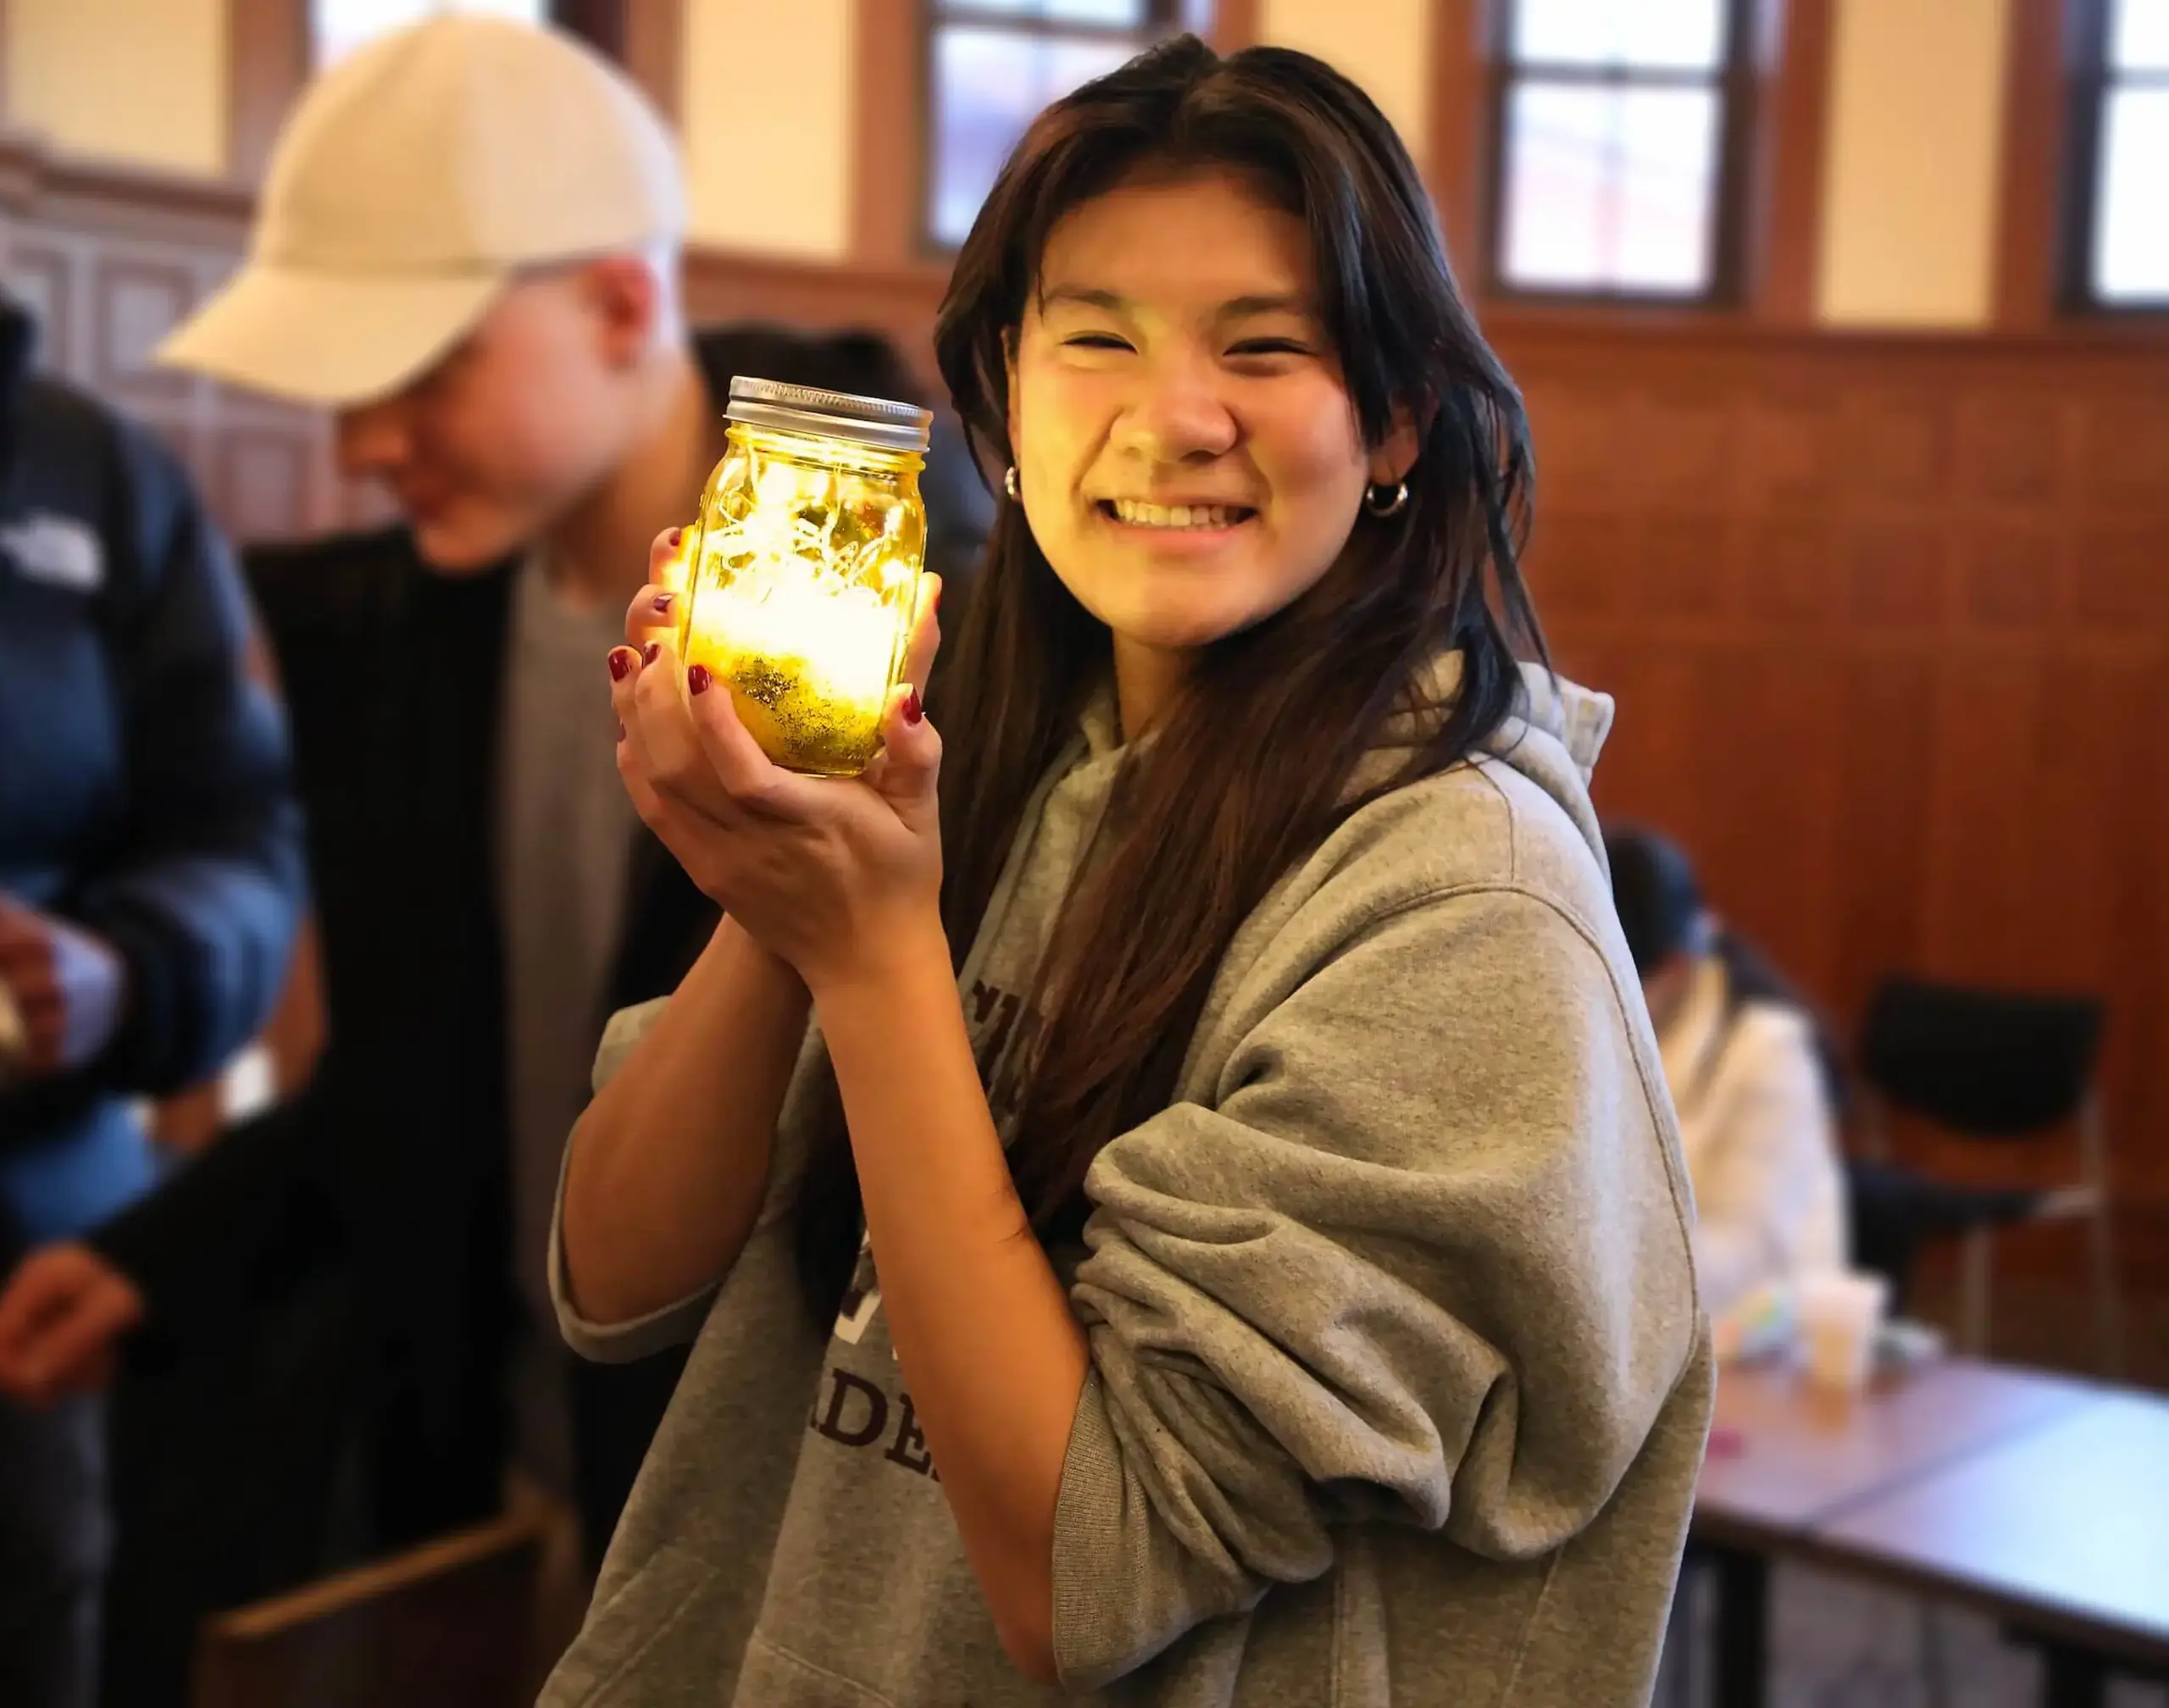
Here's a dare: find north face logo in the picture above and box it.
[0,512,103,594]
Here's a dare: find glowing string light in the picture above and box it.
[680,452,918,777]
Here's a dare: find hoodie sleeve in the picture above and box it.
[549,997,727,1362]
[1049,883,1700,1689]
[75,415,305,1095]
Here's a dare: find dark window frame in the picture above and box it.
[917,0,1195,256]
[300,1,619,72]
[2058,0,2169,313]
[1481,0,1762,308]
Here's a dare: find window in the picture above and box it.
[2067,0,2169,307]
[311,0,549,69]
[1489,0,1756,302]
[923,2,1206,250]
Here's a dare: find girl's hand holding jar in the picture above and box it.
[609,523,947,1001]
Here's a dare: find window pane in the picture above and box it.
[1512,0,1727,70]
[930,27,1137,247]
[937,0,1148,22]
[1500,80,1719,294]
[2095,88,2169,301]
[313,0,546,69]
[2111,0,2169,69]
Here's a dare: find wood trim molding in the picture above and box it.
[852,0,924,268]
[1428,0,1490,291]
[1994,0,2071,330]
[1,132,255,235]
[1750,0,1833,324]
[619,0,685,123]
[552,0,625,59]
[227,0,309,185]
[1210,0,1260,53]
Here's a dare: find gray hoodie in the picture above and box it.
[541,660,1711,1707]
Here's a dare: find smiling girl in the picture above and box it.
[543,36,1709,1708]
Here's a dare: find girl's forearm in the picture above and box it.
[815,921,1088,1683]
[561,916,811,1324]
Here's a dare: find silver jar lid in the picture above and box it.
[725,375,933,454]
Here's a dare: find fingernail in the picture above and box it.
[652,591,674,614]
[608,649,633,681]
[902,688,924,725]
[688,663,712,696]
[615,720,626,742]
[642,641,661,666]
[931,582,942,618]
[666,525,684,548]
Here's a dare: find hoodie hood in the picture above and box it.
[1367,653,1615,872]
[1479,659,1617,873]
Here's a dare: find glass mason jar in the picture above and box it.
[677,376,934,778]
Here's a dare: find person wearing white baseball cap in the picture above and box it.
[0,14,990,1699]
[159,11,706,582]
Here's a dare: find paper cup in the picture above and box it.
[1798,1271,1889,1392]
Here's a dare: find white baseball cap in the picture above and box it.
[158,14,685,407]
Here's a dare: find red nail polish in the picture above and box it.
[642,641,661,666]
[687,663,712,696]
[666,525,683,547]
[608,649,632,681]
[652,591,674,614]
[615,720,626,741]
[931,582,942,618]
[902,689,924,725]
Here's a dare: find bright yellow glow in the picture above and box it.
[679,446,921,777]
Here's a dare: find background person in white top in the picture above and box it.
[1606,826,1849,1323]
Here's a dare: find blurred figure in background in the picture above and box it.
[1606,826,1848,1323]
[0,290,303,1708]
[0,16,988,1705]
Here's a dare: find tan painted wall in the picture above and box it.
[1259,0,1434,172]
[4,0,229,175]
[680,0,853,258]
[1816,0,2013,327]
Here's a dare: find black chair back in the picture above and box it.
[1859,979,2101,1138]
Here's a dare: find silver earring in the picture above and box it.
[1004,464,1019,501]
[1363,480,1409,518]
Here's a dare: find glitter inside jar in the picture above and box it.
[678,378,933,778]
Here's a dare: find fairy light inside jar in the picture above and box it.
[678,379,932,777]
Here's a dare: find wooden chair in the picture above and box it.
[190,1509,549,1708]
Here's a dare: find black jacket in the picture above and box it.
[0,296,302,1247]
[86,324,992,1550]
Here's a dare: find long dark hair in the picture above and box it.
[793,36,1544,1317]
[1603,825,1850,1117]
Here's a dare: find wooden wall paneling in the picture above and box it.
[1750,0,1833,323]
[219,424,313,542]
[92,256,197,402]
[1826,653,1937,1012]
[8,237,77,371]
[1497,324,2169,1284]
[1994,0,2072,330]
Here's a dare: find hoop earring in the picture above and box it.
[1363,480,1409,518]
[1004,464,1019,501]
